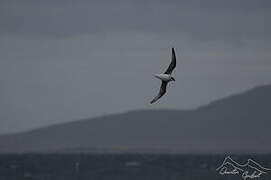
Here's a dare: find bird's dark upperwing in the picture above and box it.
[164,48,176,74]
[150,81,168,104]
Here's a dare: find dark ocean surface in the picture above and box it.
[0,154,270,180]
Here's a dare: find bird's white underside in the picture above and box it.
[154,73,171,82]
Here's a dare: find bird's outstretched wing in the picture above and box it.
[164,48,176,74]
[150,81,168,104]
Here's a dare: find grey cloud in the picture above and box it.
[0,0,270,41]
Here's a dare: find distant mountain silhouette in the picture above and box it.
[0,85,271,153]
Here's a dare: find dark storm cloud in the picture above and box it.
[0,0,270,41]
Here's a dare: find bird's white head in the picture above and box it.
[154,74,160,79]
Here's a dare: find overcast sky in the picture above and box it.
[0,0,271,133]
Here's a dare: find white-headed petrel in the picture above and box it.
[150,48,176,104]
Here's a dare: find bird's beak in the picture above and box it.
[172,78,176,81]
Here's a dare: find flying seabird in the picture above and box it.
[150,48,176,104]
